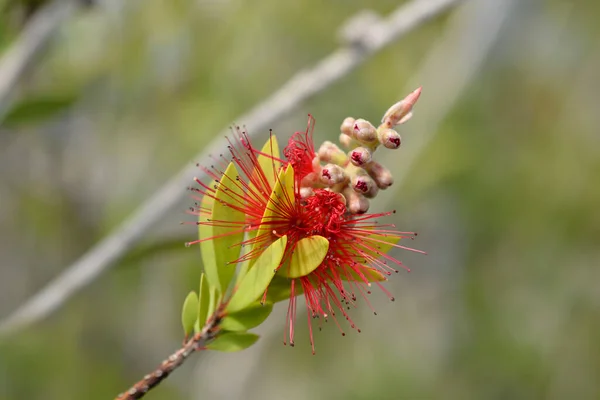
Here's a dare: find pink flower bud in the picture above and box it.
[351,173,376,195]
[320,164,347,186]
[349,147,372,166]
[339,133,355,149]
[318,141,348,165]
[366,161,393,189]
[363,181,379,199]
[352,119,378,143]
[343,187,370,214]
[381,87,422,127]
[378,128,401,149]
[340,117,355,137]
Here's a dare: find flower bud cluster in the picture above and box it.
[303,87,421,214]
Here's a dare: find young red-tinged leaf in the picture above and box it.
[207,332,260,352]
[181,291,199,338]
[281,235,329,278]
[221,302,273,331]
[226,236,287,313]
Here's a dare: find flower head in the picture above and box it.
[188,89,424,353]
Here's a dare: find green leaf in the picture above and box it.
[197,273,210,331]
[226,235,287,313]
[212,162,246,291]
[3,94,78,127]
[207,284,219,320]
[246,136,282,242]
[207,332,259,352]
[199,162,246,293]
[280,235,329,278]
[340,265,387,282]
[221,302,273,331]
[256,136,282,190]
[264,275,303,303]
[199,180,219,291]
[254,165,295,243]
[181,291,199,337]
[344,230,400,266]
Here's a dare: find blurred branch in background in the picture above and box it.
[0,0,463,337]
[0,0,77,121]
[191,0,519,397]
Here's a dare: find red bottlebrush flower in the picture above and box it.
[188,116,423,354]
[283,115,317,185]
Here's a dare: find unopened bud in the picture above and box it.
[351,173,376,195]
[300,172,319,187]
[343,187,370,214]
[340,117,355,137]
[381,87,422,127]
[339,133,355,149]
[353,119,378,143]
[366,161,393,189]
[349,147,372,166]
[318,141,348,165]
[363,181,379,199]
[378,128,401,149]
[320,164,347,186]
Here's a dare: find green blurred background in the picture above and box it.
[1,0,599,399]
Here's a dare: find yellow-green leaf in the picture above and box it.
[340,265,387,282]
[198,181,219,292]
[227,236,287,313]
[221,302,273,331]
[199,162,246,293]
[254,165,295,244]
[345,231,400,263]
[197,273,210,331]
[245,137,282,243]
[212,162,246,292]
[280,235,329,278]
[207,332,259,352]
[265,275,304,303]
[181,291,199,337]
[256,136,281,190]
[207,284,219,320]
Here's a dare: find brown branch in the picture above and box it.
[115,314,221,400]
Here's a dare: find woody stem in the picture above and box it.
[114,315,221,400]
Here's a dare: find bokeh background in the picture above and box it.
[1,0,599,399]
